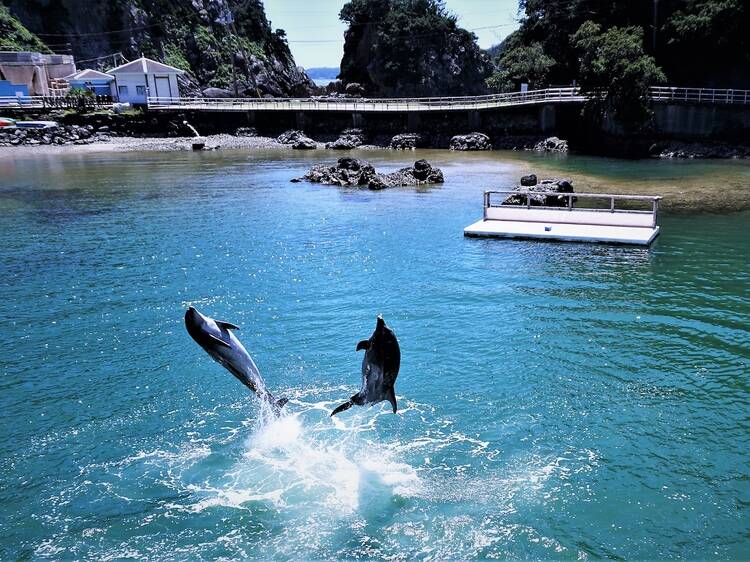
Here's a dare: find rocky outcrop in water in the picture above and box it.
[390,133,426,150]
[450,133,491,151]
[504,177,575,207]
[534,136,569,153]
[649,140,750,159]
[326,129,366,150]
[292,157,444,190]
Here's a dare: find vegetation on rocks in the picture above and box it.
[0,5,49,53]
[338,0,492,97]
[2,0,314,97]
[487,0,750,129]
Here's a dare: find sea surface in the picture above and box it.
[1,149,749,560]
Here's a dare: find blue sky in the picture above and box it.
[263,0,520,68]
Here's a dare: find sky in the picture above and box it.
[263,0,520,69]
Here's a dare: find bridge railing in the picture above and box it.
[0,95,113,109]
[649,86,750,104]
[147,87,585,112]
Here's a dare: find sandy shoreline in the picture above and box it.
[0,134,294,155]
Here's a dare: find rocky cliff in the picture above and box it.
[338,0,492,97]
[2,0,316,97]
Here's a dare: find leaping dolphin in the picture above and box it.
[331,315,401,416]
[184,306,287,415]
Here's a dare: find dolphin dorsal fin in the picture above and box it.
[216,320,240,331]
[356,339,370,351]
[207,333,231,348]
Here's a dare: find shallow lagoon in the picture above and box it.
[1,149,749,559]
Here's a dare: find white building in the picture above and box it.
[107,56,184,105]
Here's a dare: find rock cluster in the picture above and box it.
[534,136,568,153]
[277,129,316,149]
[326,128,366,150]
[292,157,444,190]
[390,133,426,150]
[650,140,750,159]
[504,176,575,207]
[450,132,491,151]
[0,124,105,147]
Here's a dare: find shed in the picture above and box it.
[107,57,185,105]
[65,69,115,97]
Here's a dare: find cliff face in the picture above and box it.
[338,0,492,97]
[3,0,315,97]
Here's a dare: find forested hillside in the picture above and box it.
[1,0,315,97]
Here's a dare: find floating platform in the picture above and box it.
[464,190,661,246]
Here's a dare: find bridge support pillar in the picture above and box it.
[352,112,363,128]
[407,112,421,130]
[539,104,556,132]
[295,111,306,130]
[468,110,482,130]
[245,110,256,125]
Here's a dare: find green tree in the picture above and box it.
[573,21,666,130]
[486,41,555,92]
[339,0,492,96]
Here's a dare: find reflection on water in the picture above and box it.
[0,149,748,560]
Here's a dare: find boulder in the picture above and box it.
[345,82,365,96]
[202,87,234,98]
[520,174,537,186]
[450,132,491,151]
[277,130,307,144]
[390,133,425,150]
[292,137,317,150]
[534,136,568,153]
[325,128,366,150]
[504,177,575,207]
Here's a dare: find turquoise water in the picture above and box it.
[1,149,749,560]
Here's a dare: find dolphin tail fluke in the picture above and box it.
[330,399,354,417]
[276,397,289,409]
[386,388,397,414]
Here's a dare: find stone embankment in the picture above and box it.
[292,157,444,190]
[0,124,108,147]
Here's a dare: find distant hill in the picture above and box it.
[305,67,340,80]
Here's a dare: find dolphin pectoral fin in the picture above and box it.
[330,400,354,417]
[386,388,397,413]
[207,333,232,348]
[216,320,240,330]
[276,397,289,409]
[356,340,371,351]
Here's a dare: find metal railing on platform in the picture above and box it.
[484,189,662,226]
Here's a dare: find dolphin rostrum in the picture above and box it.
[184,306,287,414]
[331,315,401,416]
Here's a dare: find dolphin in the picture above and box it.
[331,315,401,416]
[184,306,287,414]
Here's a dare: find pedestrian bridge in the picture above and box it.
[143,86,750,113]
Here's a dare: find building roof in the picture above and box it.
[107,56,185,75]
[65,69,114,82]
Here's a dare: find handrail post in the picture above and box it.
[610,197,615,213]
[526,193,531,209]
[568,193,573,210]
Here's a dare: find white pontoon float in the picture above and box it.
[464,190,662,245]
